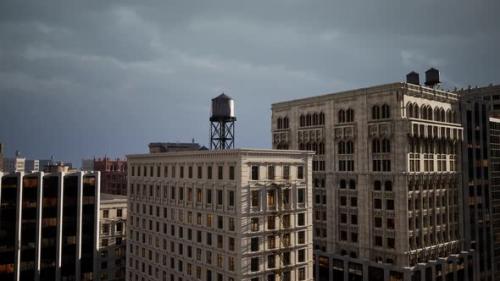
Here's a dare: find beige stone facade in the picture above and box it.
[126,149,314,281]
[272,82,476,281]
[98,193,127,281]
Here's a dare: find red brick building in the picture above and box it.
[94,157,127,195]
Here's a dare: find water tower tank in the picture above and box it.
[406,71,420,85]
[210,93,235,121]
[425,68,440,87]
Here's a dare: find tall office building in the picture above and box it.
[459,84,500,281]
[459,97,496,281]
[127,149,314,281]
[98,193,127,281]
[488,118,500,281]
[272,81,475,280]
[94,157,128,195]
[0,171,100,281]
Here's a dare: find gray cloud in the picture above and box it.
[1,0,499,166]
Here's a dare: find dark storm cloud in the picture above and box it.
[1,0,499,166]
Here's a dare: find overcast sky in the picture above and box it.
[1,0,499,167]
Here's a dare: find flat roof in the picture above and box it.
[127,148,314,159]
[101,193,127,202]
[272,82,458,109]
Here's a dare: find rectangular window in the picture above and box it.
[283,165,290,179]
[297,213,305,226]
[218,166,223,180]
[197,166,202,179]
[171,166,176,178]
[251,218,259,231]
[267,216,275,230]
[268,166,275,180]
[217,190,223,205]
[228,191,235,207]
[164,166,168,178]
[251,237,259,251]
[297,166,304,179]
[251,190,260,207]
[250,258,259,272]
[297,189,305,204]
[251,166,259,180]
[180,166,184,178]
[207,166,212,179]
[229,166,235,180]
[206,190,212,204]
[188,166,193,178]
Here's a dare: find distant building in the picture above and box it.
[127,149,314,281]
[0,171,100,280]
[43,162,75,173]
[3,151,25,173]
[25,159,40,172]
[82,158,95,171]
[98,193,127,281]
[459,84,500,118]
[148,142,206,153]
[94,157,127,195]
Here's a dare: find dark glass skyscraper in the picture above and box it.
[0,171,100,281]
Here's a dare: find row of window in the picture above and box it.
[130,207,237,232]
[250,165,304,180]
[130,184,237,208]
[131,164,236,181]
[406,102,457,123]
[250,188,307,208]
[299,112,325,127]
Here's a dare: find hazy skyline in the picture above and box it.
[1,0,499,167]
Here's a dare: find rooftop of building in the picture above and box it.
[272,82,459,109]
[148,142,208,153]
[128,148,314,160]
[101,192,128,202]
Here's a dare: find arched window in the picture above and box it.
[372,105,380,120]
[346,141,354,154]
[381,104,390,118]
[300,115,305,127]
[313,113,319,125]
[372,139,380,153]
[346,108,354,122]
[339,179,346,189]
[338,141,345,154]
[382,139,391,153]
[407,103,413,118]
[427,106,433,120]
[338,110,345,123]
[433,108,440,121]
[446,109,452,123]
[374,180,382,191]
[277,117,283,129]
[349,179,356,190]
[384,181,392,191]
[451,110,457,123]
[439,108,445,122]
[306,114,312,126]
[319,112,325,125]
[283,117,289,129]
[414,104,420,118]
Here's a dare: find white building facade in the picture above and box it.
[272,82,476,281]
[126,149,314,281]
